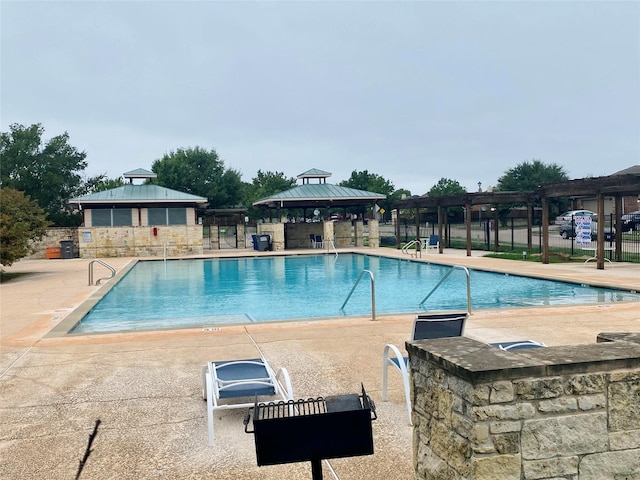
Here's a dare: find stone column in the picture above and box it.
[368,219,379,248]
[354,220,364,246]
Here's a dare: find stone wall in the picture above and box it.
[76,225,203,258]
[257,223,285,251]
[282,222,326,249]
[407,333,640,480]
[27,227,78,259]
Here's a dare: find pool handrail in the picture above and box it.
[88,259,116,286]
[419,265,472,314]
[340,269,376,321]
[401,240,420,257]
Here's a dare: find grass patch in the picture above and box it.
[483,251,575,263]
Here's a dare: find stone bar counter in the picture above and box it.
[407,332,640,480]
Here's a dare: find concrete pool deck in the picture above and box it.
[1,247,639,479]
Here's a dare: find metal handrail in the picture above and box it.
[401,240,420,255]
[419,265,472,313]
[88,259,116,286]
[340,269,376,321]
[326,238,338,258]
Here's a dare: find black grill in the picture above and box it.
[244,384,376,479]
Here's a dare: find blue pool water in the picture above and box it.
[72,254,640,333]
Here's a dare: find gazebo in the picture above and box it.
[252,169,387,250]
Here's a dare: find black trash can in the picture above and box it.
[252,234,271,251]
[60,240,74,259]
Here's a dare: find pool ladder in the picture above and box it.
[88,260,116,286]
[341,269,376,321]
[340,265,471,321]
[420,265,472,313]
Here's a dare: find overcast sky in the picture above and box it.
[2,1,639,195]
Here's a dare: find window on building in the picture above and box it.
[92,209,111,227]
[113,209,132,226]
[91,209,133,227]
[148,207,187,225]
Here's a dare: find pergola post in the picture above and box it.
[465,203,471,257]
[541,197,549,264]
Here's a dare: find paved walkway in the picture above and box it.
[1,248,639,479]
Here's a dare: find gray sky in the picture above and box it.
[2,1,639,195]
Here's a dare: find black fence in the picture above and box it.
[389,214,640,263]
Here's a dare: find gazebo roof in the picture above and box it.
[253,183,386,209]
[70,184,208,205]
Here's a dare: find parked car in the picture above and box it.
[558,220,615,241]
[621,210,640,232]
[555,210,596,224]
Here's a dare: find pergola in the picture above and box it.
[393,172,640,269]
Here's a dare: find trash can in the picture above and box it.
[46,247,61,259]
[252,234,271,251]
[60,240,74,259]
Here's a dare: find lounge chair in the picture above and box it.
[422,234,439,253]
[202,357,293,446]
[490,340,545,351]
[382,312,468,425]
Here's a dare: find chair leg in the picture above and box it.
[401,368,412,426]
[201,365,207,400]
[382,344,413,426]
[382,348,390,402]
[205,366,216,446]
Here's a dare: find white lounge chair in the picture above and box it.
[490,340,545,351]
[202,357,293,446]
[382,312,468,425]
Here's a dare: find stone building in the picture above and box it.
[68,169,208,258]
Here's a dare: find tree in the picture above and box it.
[339,170,394,219]
[339,170,395,195]
[426,178,467,225]
[81,174,126,194]
[428,178,466,197]
[151,146,244,208]
[0,188,50,267]
[496,159,570,222]
[0,123,88,226]
[496,160,569,192]
[244,170,297,219]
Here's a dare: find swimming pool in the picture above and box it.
[72,254,640,333]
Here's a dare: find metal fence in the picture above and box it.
[386,216,640,263]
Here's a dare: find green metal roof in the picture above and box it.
[253,183,386,208]
[70,185,208,205]
[123,168,157,178]
[297,168,331,178]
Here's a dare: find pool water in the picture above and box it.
[72,254,640,333]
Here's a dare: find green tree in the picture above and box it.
[496,159,569,192]
[427,178,467,225]
[496,159,570,223]
[245,170,297,219]
[81,174,126,194]
[339,170,395,195]
[151,146,244,208]
[428,178,466,197]
[0,123,88,226]
[0,188,50,267]
[339,170,394,218]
